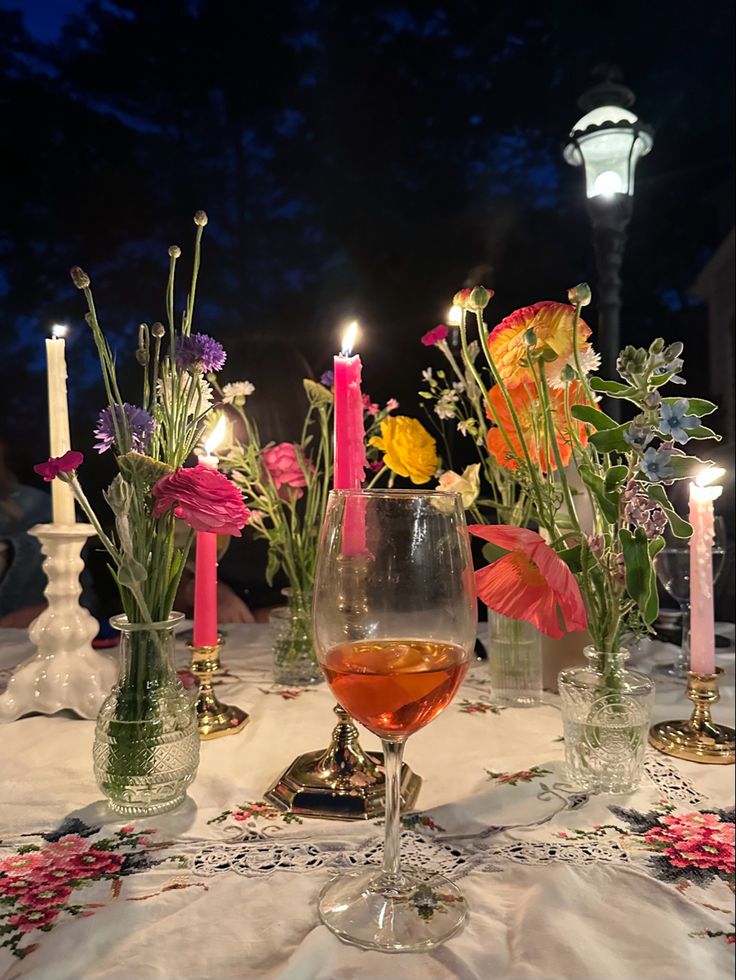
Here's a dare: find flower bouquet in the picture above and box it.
[446,283,719,790]
[35,213,250,814]
[217,375,429,683]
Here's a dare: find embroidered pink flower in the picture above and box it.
[152,464,251,536]
[8,908,61,933]
[262,443,312,499]
[0,852,49,877]
[119,824,134,835]
[44,835,90,859]
[33,450,84,482]
[62,849,124,877]
[24,884,73,908]
[644,812,735,874]
[469,525,587,639]
[421,324,449,347]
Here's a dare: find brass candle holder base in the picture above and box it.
[265,704,422,820]
[649,667,735,764]
[188,638,249,740]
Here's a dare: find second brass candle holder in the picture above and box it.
[649,667,735,764]
[265,703,421,820]
[188,636,249,739]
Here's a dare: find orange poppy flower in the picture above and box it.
[487,301,594,389]
[485,381,588,473]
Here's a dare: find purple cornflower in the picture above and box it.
[175,333,227,372]
[320,369,334,388]
[94,403,155,454]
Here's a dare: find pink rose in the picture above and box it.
[644,812,735,875]
[421,324,449,347]
[385,398,399,413]
[152,465,251,536]
[361,394,379,416]
[33,450,84,482]
[262,443,312,500]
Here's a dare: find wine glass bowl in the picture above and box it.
[312,489,477,952]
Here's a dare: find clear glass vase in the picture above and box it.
[558,647,655,794]
[270,589,324,687]
[487,611,543,706]
[93,613,200,816]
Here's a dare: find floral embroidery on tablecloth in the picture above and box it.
[207,801,303,827]
[457,699,505,715]
[486,766,553,786]
[257,687,312,700]
[0,818,189,960]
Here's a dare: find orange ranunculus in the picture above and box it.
[485,381,588,473]
[487,301,594,389]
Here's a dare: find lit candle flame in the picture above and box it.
[695,466,725,488]
[204,415,228,456]
[341,321,359,356]
[446,305,462,326]
[51,324,68,339]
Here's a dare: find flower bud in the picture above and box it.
[642,390,662,409]
[135,348,148,366]
[649,337,665,355]
[663,342,683,362]
[70,266,90,289]
[559,363,576,383]
[567,282,592,306]
[452,288,472,308]
[193,210,208,227]
[151,321,166,339]
[468,285,493,311]
[523,328,538,347]
[168,245,181,258]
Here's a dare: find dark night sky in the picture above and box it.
[0,0,734,491]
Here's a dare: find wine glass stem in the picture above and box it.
[679,602,691,672]
[381,739,405,879]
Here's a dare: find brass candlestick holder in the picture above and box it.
[265,702,421,819]
[649,667,735,764]
[188,637,249,740]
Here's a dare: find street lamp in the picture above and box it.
[564,66,654,407]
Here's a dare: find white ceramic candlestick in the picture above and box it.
[0,523,117,722]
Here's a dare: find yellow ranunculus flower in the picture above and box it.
[369,416,438,485]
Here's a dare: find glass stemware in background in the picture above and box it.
[654,516,727,678]
[312,490,477,952]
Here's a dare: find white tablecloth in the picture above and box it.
[0,625,733,980]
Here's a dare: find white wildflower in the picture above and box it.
[158,368,213,416]
[222,380,255,404]
[547,347,601,388]
[421,367,433,383]
[434,389,458,420]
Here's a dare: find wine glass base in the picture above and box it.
[654,662,688,681]
[318,867,467,952]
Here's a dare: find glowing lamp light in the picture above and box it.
[204,415,228,456]
[341,321,360,356]
[51,323,69,339]
[447,305,462,327]
[564,95,653,200]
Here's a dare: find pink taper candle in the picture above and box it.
[334,321,367,554]
[688,468,724,675]
[193,418,228,648]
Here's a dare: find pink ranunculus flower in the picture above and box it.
[33,450,84,482]
[421,324,449,347]
[152,464,251,536]
[644,812,735,875]
[262,443,312,500]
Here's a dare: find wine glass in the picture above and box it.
[312,489,477,952]
[654,516,727,678]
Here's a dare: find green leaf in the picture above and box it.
[644,484,693,538]
[668,455,715,480]
[265,547,281,587]
[303,379,333,406]
[589,424,630,453]
[683,425,721,441]
[649,536,665,559]
[117,557,148,587]
[589,378,635,397]
[662,396,717,417]
[578,465,619,523]
[604,465,629,492]
[117,452,173,486]
[481,541,509,565]
[558,545,582,573]
[570,404,620,430]
[619,527,658,625]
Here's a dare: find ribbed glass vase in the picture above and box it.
[487,611,543,706]
[558,647,654,794]
[93,613,200,816]
[270,588,324,687]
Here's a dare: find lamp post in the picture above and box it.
[564,66,654,414]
